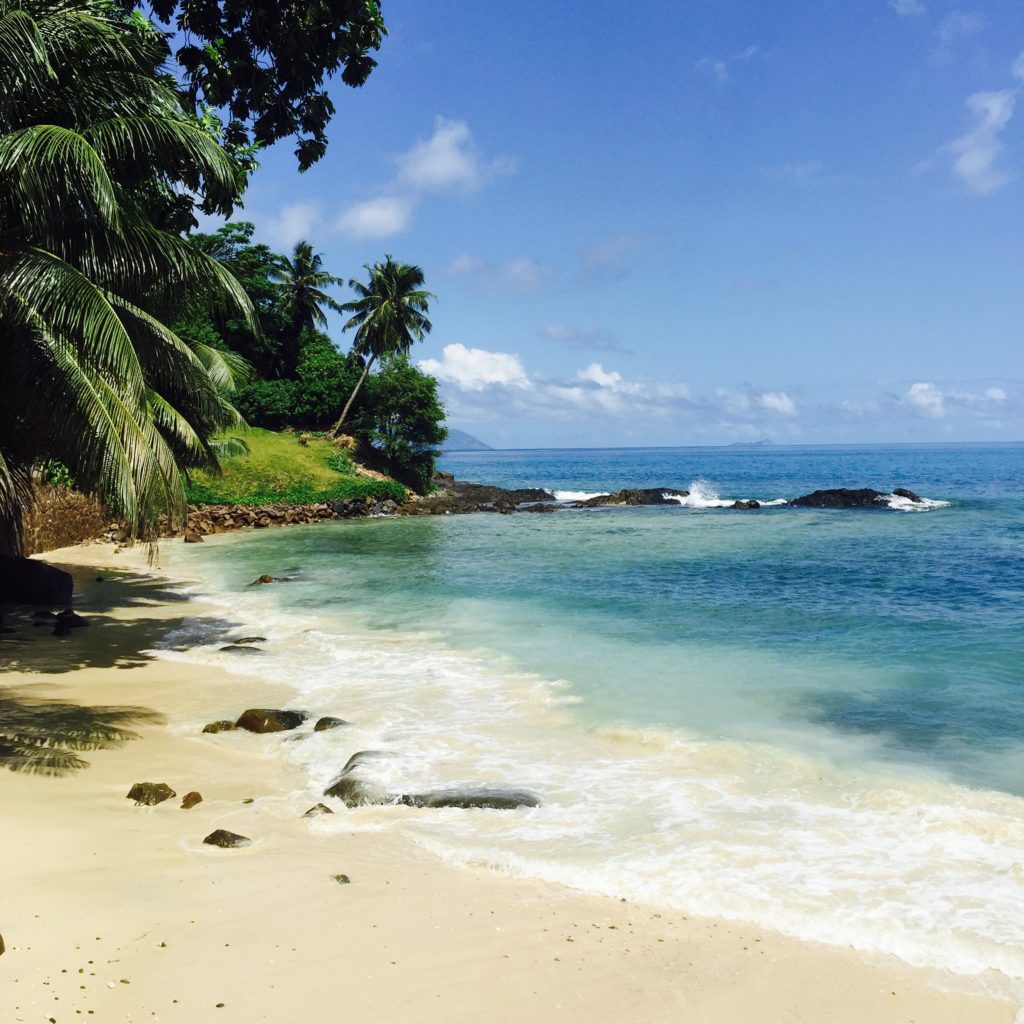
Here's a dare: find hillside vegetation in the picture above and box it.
[186,429,407,507]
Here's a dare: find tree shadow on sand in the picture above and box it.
[0,687,164,775]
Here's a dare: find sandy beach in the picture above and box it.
[0,542,1016,1024]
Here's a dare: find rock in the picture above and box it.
[303,803,334,817]
[313,716,349,732]
[218,644,262,654]
[235,708,307,733]
[181,791,203,810]
[732,499,761,510]
[57,609,90,628]
[333,874,351,884]
[521,502,558,513]
[323,774,392,807]
[0,932,4,955]
[127,782,176,806]
[183,530,204,543]
[0,557,73,606]
[203,829,250,848]
[202,720,237,734]
[399,787,541,810]
[892,487,923,502]
[340,750,391,774]
[32,610,57,619]
[248,575,278,586]
[241,797,254,804]
[576,488,688,507]
[52,624,73,638]
[789,488,888,509]
[227,636,267,645]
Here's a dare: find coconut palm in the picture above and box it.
[0,0,256,555]
[328,256,434,436]
[270,240,345,375]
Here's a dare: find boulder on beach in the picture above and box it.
[235,708,307,733]
[127,782,176,806]
[0,557,73,606]
[333,874,351,884]
[181,791,203,810]
[323,774,392,807]
[399,787,541,810]
[183,530,204,543]
[313,716,350,732]
[203,829,250,848]
[202,720,237,734]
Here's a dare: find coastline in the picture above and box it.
[0,542,1016,1023]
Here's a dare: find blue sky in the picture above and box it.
[219,0,1023,447]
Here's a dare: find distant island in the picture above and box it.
[726,439,774,449]
[442,428,493,451]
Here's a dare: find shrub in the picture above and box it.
[234,379,298,429]
[292,339,363,427]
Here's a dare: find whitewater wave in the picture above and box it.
[883,492,951,512]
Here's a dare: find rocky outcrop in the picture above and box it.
[127,782,176,806]
[399,787,541,810]
[0,557,73,606]
[203,829,250,848]
[576,488,688,507]
[398,472,558,516]
[788,488,923,509]
[183,496,402,540]
[235,709,307,733]
[892,488,923,503]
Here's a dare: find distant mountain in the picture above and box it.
[441,428,492,451]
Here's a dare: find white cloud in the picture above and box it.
[261,201,321,249]
[396,117,512,193]
[937,9,985,48]
[335,196,413,239]
[890,0,925,15]
[502,258,547,291]
[758,391,797,416]
[420,344,531,391]
[577,363,625,389]
[904,382,947,417]
[1013,51,1024,82]
[985,387,1007,401]
[946,89,1017,195]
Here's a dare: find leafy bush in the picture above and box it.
[292,339,363,427]
[187,476,406,507]
[234,379,298,429]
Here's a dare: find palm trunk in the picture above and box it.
[328,357,375,437]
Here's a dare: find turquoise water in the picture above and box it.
[171,443,1024,984]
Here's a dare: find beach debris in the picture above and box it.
[183,530,204,543]
[218,644,262,654]
[127,782,176,806]
[732,500,760,510]
[235,708,307,733]
[332,874,351,884]
[227,636,267,645]
[203,830,250,849]
[399,787,541,810]
[181,791,203,810]
[248,575,279,586]
[313,716,350,732]
[202,720,237,734]
[303,803,334,817]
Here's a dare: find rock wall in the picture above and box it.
[23,487,108,555]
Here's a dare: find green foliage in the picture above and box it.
[234,379,298,430]
[292,339,362,426]
[353,355,446,493]
[149,0,387,169]
[38,459,73,489]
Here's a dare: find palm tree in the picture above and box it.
[0,0,255,555]
[328,256,434,436]
[270,240,345,376]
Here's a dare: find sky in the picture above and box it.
[212,0,1024,448]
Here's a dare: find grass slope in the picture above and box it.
[187,429,406,507]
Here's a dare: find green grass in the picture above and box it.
[187,429,407,506]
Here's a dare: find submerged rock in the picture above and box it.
[202,720,237,734]
[248,575,279,586]
[235,708,307,733]
[323,774,392,807]
[303,803,334,817]
[181,791,203,810]
[228,636,267,645]
[399,787,541,810]
[127,782,176,806]
[203,829,250,849]
[219,644,262,655]
[183,530,204,543]
[313,716,349,732]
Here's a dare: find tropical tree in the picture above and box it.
[0,0,255,556]
[270,240,345,376]
[329,256,435,436]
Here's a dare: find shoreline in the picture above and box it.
[0,542,1016,1023]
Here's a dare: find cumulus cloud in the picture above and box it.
[335,196,414,240]
[261,201,321,249]
[758,391,797,416]
[396,117,513,193]
[890,0,926,15]
[904,382,946,417]
[902,381,1011,418]
[420,344,531,391]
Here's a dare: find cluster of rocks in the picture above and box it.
[396,471,558,516]
[574,488,687,507]
[788,487,923,509]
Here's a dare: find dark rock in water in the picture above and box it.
[0,557,73,606]
[333,874,351,884]
[892,488,923,503]
[52,624,73,638]
[303,803,334,817]
[32,610,57,620]
[228,636,267,645]
[323,774,392,807]
[400,787,541,810]
[203,829,250,848]
[732,499,761,510]
[521,503,558,513]
[219,644,262,654]
[127,782,176,806]
[183,529,204,543]
[248,575,278,586]
[341,750,391,774]
[241,797,254,804]
[181,791,203,810]
[314,716,349,732]
[235,708,307,733]
[576,488,688,507]
[789,488,888,509]
[57,609,90,628]
[202,720,237,734]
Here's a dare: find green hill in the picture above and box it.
[186,429,407,507]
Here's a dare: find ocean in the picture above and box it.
[166,443,1024,987]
